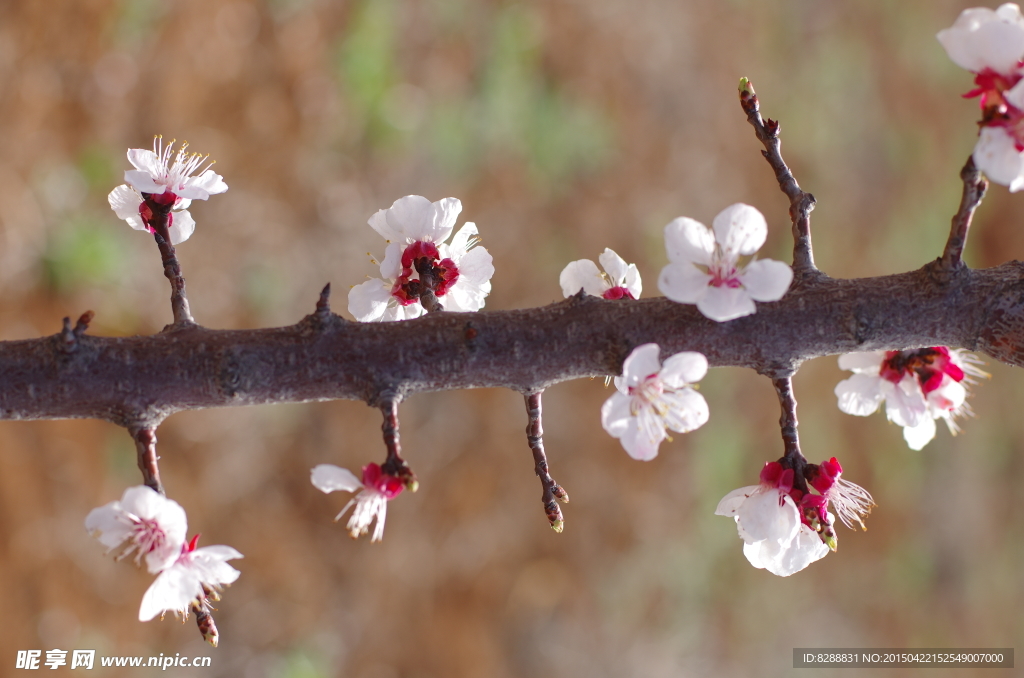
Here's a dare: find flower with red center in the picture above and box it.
[311,463,405,541]
[835,348,988,450]
[600,343,709,460]
[85,485,187,574]
[657,203,793,322]
[715,461,829,577]
[806,457,874,531]
[348,196,494,322]
[938,4,1024,190]
[138,534,243,623]
[107,136,227,244]
[559,248,642,300]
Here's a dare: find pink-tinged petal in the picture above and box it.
[431,197,462,244]
[974,126,1024,190]
[620,343,662,385]
[659,351,708,387]
[739,259,793,302]
[735,489,800,544]
[167,210,195,245]
[884,376,928,427]
[311,464,363,494]
[838,351,885,373]
[446,222,479,260]
[348,278,393,322]
[659,387,709,433]
[663,217,715,266]
[598,248,629,284]
[762,524,828,577]
[937,7,1024,73]
[600,391,633,437]
[623,263,642,298]
[108,185,143,222]
[903,416,937,451]
[368,208,400,242]
[712,203,767,258]
[697,285,755,322]
[835,373,885,416]
[127,148,163,177]
[124,169,164,194]
[714,486,760,516]
[560,259,607,297]
[658,262,711,303]
[386,195,435,242]
[618,408,665,461]
[379,242,403,279]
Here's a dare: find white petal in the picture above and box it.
[379,242,403,280]
[127,148,162,177]
[659,351,708,387]
[108,185,143,223]
[386,195,436,242]
[937,7,1024,73]
[663,217,715,266]
[696,285,756,322]
[885,375,928,427]
[447,222,479,259]
[618,407,666,461]
[600,391,634,437]
[712,203,767,258]
[560,259,607,297]
[431,197,462,243]
[835,373,885,416]
[742,539,769,570]
[178,169,228,200]
[735,489,800,544]
[139,564,197,621]
[928,378,966,413]
[368,208,400,242]
[974,126,1024,190]
[762,524,828,577]
[838,351,885,373]
[739,259,793,302]
[658,263,711,304]
[623,264,642,298]
[124,169,164,195]
[620,343,662,385]
[658,387,709,433]
[903,417,937,450]
[348,278,393,322]
[598,248,630,284]
[167,210,195,245]
[1006,78,1024,111]
[188,545,243,586]
[714,486,760,517]
[311,464,363,493]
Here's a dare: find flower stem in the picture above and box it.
[771,375,808,493]
[524,391,568,532]
[941,156,988,271]
[131,426,164,495]
[380,400,417,491]
[145,196,195,326]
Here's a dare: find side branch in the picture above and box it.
[940,156,988,271]
[5,263,1024,427]
[739,78,818,276]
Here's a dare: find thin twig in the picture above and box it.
[941,156,988,270]
[739,78,818,276]
[145,196,195,326]
[771,375,808,494]
[380,400,417,491]
[131,426,164,494]
[524,392,568,532]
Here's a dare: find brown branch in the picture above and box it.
[524,392,568,532]
[4,262,1024,429]
[380,400,417,491]
[772,376,807,494]
[146,196,195,327]
[940,156,989,271]
[131,426,163,494]
[739,78,818,277]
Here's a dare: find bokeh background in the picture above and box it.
[1,1,1022,676]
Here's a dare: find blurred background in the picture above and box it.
[0,0,1022,676]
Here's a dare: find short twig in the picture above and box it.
[145,197,195,326]
[131,426,164,494]
[941,156,988,271]
[315,283,332,317]
[380,400,417,491]
[771,375,808,494]
[739,78,818,276]
[524,392,568,532]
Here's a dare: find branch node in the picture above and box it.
[73,310,95,336]
[524,392,567,531]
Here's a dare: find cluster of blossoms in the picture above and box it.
[107,136,227,245]
[715,458,873,576]
[310,463,406,542]
[347,196,495,322]
[938,3,1024,190]
[85,486,242,643]
[835,348,987,450]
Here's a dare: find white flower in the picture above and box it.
[938,5,1024,190]
[657,203,793,322]
[600,343,709,461]
[348,196,494,321]
[107,137,226,245]
[138,535,242,622]
[715,462,829,577]
[311,463,405,542]
[559,248,642,299]
[835,348,987,450]
[85,485,187,574]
